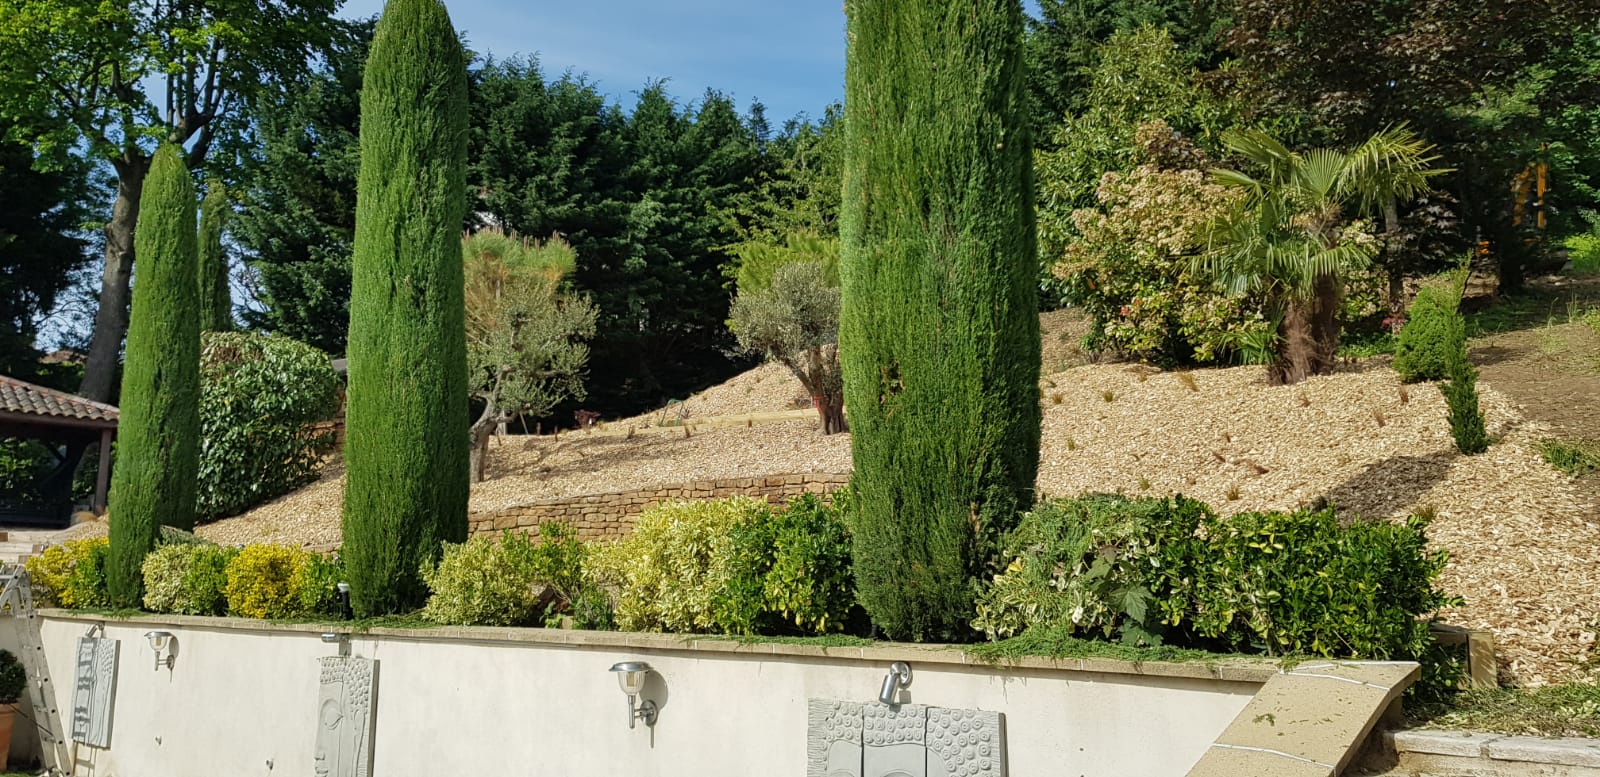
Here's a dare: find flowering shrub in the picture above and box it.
[1053,164,1268,365]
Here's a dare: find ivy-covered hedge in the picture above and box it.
[197,332,340,520]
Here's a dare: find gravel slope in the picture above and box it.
[178,357,1600,685]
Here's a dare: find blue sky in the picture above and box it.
[338,0,851,122]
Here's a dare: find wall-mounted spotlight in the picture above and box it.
[608,661,658,729]
[320,632,351,657]
[878,661,912,705]
[144,631,176,670]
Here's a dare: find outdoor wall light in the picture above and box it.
[878,661,912,705]
[144,631,176,670]
[608,661,658,729]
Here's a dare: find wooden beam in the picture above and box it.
[93,427,113,516]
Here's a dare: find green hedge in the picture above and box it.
[977,494,1462,694]
[422,524,604,628]
[588,496,856,635]
[198,332,340,520]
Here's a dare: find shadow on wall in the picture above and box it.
[1323,452,1457,520]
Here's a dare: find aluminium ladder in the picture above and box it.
[0,563,71,775]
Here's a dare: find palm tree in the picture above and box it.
[1196,127,1443,384]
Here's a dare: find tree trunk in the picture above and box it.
[1309,273,1341,373]
[817,390,848,434]
[1271,298,1317,386]
[79,159,149,404]
[1383,196,1406,328]
[468,401,498,483]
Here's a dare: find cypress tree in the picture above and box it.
[341,0,470,617]
[839,0,1041,640]
[197,180,232,331]
[107,143,201,606]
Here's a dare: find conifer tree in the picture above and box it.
[341,0,471,617]
[839,0,1041,640]
[106,143,201,606]
[197,181,233,331]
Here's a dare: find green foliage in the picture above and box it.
[224,544,311,620]
[714,495,855,635]
[235,21,370,354]
[1539,439,1600,478]
[197,332,340,519]
[140,542,237,616]
[1394,286,1467,382]
[977,495,1462,696]
[1024,2,1225,131]
[290,552,345,618]
[108,143,201,607]
[1441,351,1490,455]
[727,233,841,295]
[729,261,846,433]
[464,228,597,477]
[588,498,763,633]
[1195,126,1442,383]
[421,524,602,628]
[197,180,232,331]
[0,649,23,704]
[1568,229,1600,275]
[840,0,1041,641]
[0,132,91,377]
[26,537,111,609]
[342,0,471,618]
[0,438,53,502]
[1190,510,1458,660]
[975,495,1210,645]
[1054,156,1266,364]
[1035,27,1241,297]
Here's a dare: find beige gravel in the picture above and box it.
[198,357,1597,684]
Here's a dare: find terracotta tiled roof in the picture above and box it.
[0,375,119,425]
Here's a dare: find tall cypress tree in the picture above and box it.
[839,0,1041,640]
[106,144,201,606]
[197,180,232,331]
[341,0,470,617]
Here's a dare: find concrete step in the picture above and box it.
[0,541,45,562]
[1355,729,1600,776]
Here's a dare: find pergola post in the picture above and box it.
[94,427,113,515]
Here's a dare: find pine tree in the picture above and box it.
[106,143,201,606]
[197,180,233,331]
[341,0,470,617]
[839,0,1041,640]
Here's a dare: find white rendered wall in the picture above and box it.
[27,615,1261,777]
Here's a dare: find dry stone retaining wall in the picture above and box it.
[468,473,852,541]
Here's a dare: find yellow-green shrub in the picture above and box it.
[291,553,345,618]
[422,524,602,627]
[586,498,767,632]
[140,543,236,615]
[26,537,110,609]
[224,544,310,619]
